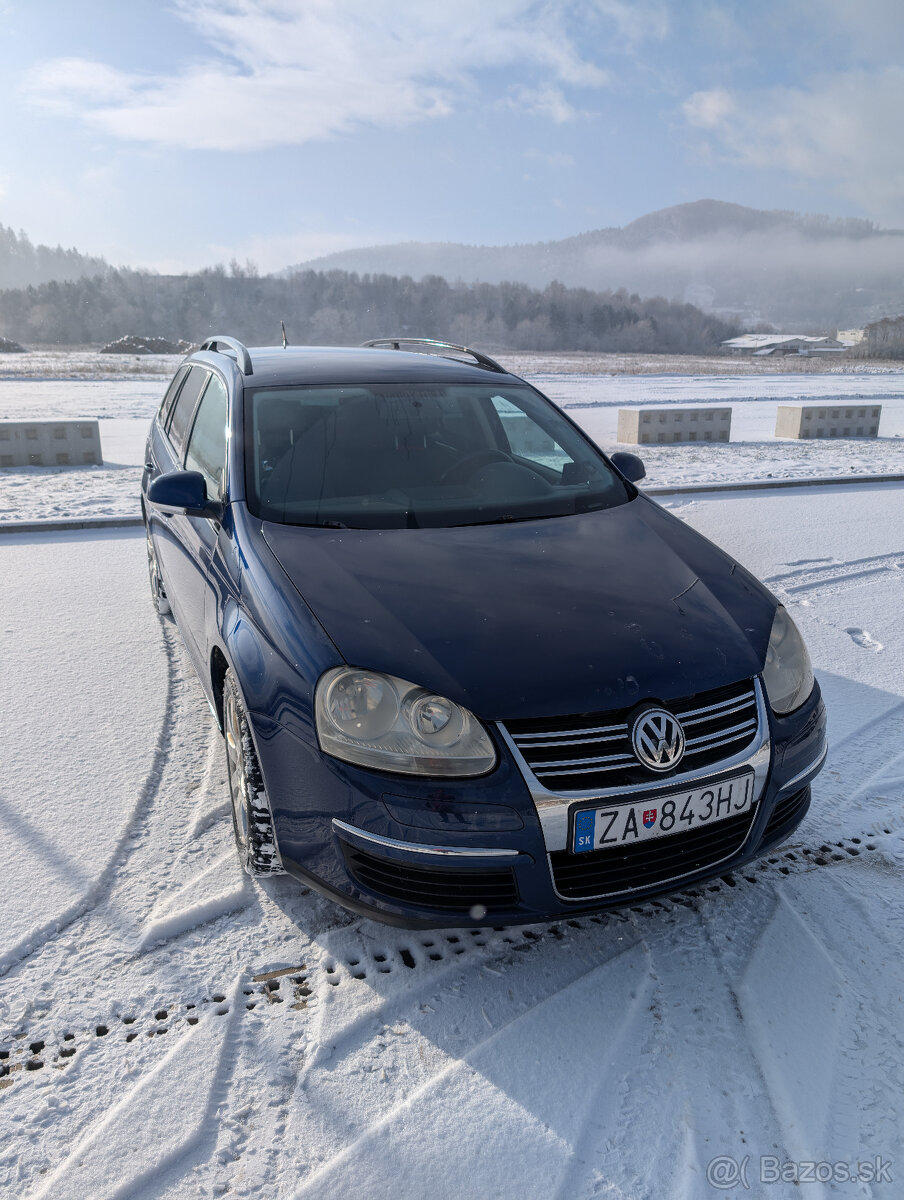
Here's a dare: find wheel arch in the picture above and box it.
[209,614,274,734]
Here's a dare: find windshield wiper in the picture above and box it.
[451,511,563,528]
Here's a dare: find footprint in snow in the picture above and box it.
[845,627,883,652]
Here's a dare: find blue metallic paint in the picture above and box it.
[142,345,828,927]
[260,495,777,722]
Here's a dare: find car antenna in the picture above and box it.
[281,320,288,349]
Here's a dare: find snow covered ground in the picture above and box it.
[1,482,902,1198]
[0,369,902,524]
[0,350,184,382]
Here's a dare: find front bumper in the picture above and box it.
[255,678,827,928]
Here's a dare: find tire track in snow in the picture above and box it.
[4,834,899,1198]
[562,899,794,1199]
[29,978,244,1200]
[0,616,180,979]
[729,869,904,1191]
[3,825,893,1101]
[764,551,904,597]
[815,698,904,823]
[290,943,653,1200]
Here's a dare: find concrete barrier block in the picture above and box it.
[0,420,103,468]
[775,404,881,439]
[618,407,732,445]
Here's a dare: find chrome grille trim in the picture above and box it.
[522,732,626,750]
[672,694,755,721]
[513,723,627,743]
[497,677,771,853]
[529,751,636,772]
[680,698,754,725]
[684,718,758,749]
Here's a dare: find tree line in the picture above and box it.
[0,224,109,290]
[0,267,739,354]
[853,315,904,358]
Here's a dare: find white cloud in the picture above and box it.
[25,58,136,110]
[21,0,612,151]
[592,0,669,44]
[682,88,735,129]
[681,68,904,221]
[506,84,587,124]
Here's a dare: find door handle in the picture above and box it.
[145,461,156,471]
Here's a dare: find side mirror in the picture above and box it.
[610,452,646,483]
[148,470,221,519]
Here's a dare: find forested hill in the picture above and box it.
[288,200,904,329]
[0,268,738,353]
[0,224,109,289]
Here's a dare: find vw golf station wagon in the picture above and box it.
[142,336,827,927]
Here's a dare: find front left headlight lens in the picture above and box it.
[762,606,814,714]
[315,667,497,776]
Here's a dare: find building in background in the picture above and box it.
[723,334,845,357]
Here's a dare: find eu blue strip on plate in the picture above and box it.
[573,809,596,853]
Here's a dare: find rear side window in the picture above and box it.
[158,365,190,426]
[184,375,228,497]
[167,367,209,456]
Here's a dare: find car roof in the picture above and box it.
[190,345,522,389]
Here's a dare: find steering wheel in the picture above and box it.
[440,449,512,484]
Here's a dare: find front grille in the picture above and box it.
[341,843,519,912]
[762,786,811,841]
[549,808,755,900]
[503,678,759,794]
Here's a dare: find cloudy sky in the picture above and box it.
[3,0,904,273]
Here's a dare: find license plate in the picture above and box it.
[571,772,755,854]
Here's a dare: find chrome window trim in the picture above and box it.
[777,740,828,793]
[331,818,522,859]
[497,677,772,853]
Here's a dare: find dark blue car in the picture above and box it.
[142,336,827,927]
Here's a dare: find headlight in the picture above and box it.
[762,606,814,714]
[315,667,497,776]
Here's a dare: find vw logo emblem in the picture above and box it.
[631,708,686,772]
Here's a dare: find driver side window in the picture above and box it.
[184,375,228,498]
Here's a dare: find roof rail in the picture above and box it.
[199,336,253,376]
[361,337,507,374]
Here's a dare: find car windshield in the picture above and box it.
[245,382,630,529]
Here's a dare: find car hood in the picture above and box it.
[261,497,776,721]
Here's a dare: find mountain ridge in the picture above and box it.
[283,200,904,328]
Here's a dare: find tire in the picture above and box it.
[146,525,171,615]
[223,672,285,876]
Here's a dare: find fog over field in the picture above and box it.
[292,202,904,331]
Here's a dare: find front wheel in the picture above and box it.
[223,672,285,876]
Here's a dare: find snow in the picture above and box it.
[1,478,903,1198]
[0,382,160,523]
[0,529,169,975]
[0,350,183,382]
[1,368,902,525]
